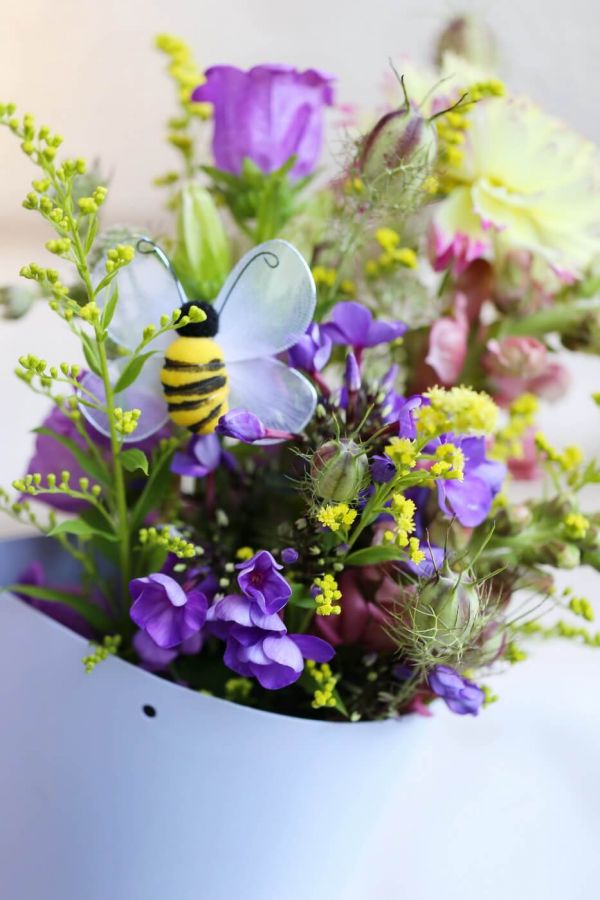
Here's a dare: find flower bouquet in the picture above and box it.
[1,17,600,898]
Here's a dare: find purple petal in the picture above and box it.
[291,633,335,663]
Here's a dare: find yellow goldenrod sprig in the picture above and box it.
[313,574,342,616]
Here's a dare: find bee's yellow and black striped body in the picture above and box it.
[160,303,229,434]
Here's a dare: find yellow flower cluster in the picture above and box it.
[490,393,539,463]
[534,433,584,473]
[113,407,141,436]
[316,503,357,533]
[139,526,198,559]
[365,228,417,278]
[313,574,342,616]
[568,595,595,622]
[431,443,465,481]
[236,546,254,561]
[311,265,355,296]
[306,660,339,709]
[155,34,211,116]
[417,386,499,437]
[384,437,418,472]
[384,494,416,548]
[563,513,590,541]
[436,79,505,170]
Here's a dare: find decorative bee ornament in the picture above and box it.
[82,240,318,442]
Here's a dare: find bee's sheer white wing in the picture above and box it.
[94,248,184,353]
[215,240,316,363]
[228,358,317,434]
[78,356,169,443]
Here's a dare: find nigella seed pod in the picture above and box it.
[311,440,368,503]
[358,105,437,197]
[413,575,480,651]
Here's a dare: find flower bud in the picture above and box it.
[484,337,548,380]
[311,439,368,503]
[359,105,437,201]
[172,184,231,300]
[540,541,581,569]
[413,574,480,651]
[434,15,498,69]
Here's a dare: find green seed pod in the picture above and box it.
[413,574,480,651]
[311,439,368,503]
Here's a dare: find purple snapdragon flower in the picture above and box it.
[428,665,485,715]
[171,433,233,478]
[129,573,208,649]
[288,322,332,373]
[237,550,292,614]
[436,435,506,527]
[323,301,406,353]
[192,65,335,179]
[223,628,334,690]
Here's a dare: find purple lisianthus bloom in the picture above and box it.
[224,628,334,690]
[237,550,292,614]
[436,435,506,527]
[370,454,396,484]
[130,573,208,649]
[428,665,485,715]
[192,65,335,179]
[26,402,169,512]
[323,301,406,352]
[15,561,94,638]
[288,322,332,373]
[133,629,204,672]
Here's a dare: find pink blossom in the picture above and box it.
[484,336,548,380]
[425,293,469,385]
[429,223,489,276]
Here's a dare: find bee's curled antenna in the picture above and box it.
[136,236,187,307]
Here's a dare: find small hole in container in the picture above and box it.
[142,704,157,718]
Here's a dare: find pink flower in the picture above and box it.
[484,336,548,380]
[315,569,412,652]
[507,427,541,481]
[429,222,489,276]
[425,293,469,385]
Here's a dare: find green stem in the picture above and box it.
[96,335,131,612]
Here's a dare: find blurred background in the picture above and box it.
[2,0,600,529]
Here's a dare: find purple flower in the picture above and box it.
[281,547,299,564]
[15,561,94,638]
[223,628,334,690]
[26,402,169,512]
[192,65,335,179]
[436,436,506,527]
[133,629,204,672]
[129,573,208,649]
[216,409,266,442]
[370,454,396,484]
[428,665,484,715]
[288,322,332,373]
[344,351,361,392]
[171,434,223,478]
[236,550,292,614]
[323,301,406,351]
[206,592,287,640]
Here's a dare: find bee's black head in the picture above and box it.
[178,301,219,337]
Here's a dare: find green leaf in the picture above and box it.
[344,545,404,566]
[33,426,110,486]
[113,351,155,394]
[48,518,118,541]
[81,331,102,376]
[119,448,149,475]
[4,583,111,632]
[131,445,176,531]
[100,285,119,330]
